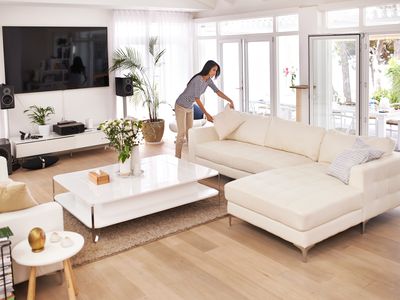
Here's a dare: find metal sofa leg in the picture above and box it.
[361,220,369,234]
[228,215,232,227]
[293,244,315,263]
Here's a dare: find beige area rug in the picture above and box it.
[64,177,229,266]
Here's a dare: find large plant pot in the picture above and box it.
[142,119,165,143]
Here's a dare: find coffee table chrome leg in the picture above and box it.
[52,179,55,200]
[218,173,221,203]
[91,206,99,243]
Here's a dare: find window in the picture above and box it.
[219,17,273,35]
[276,15,299,32]
[365,4,400,26]
[326,9,359,28]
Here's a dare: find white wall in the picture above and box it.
[0,5,115,137]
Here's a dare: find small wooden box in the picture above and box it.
[88,170,110,185]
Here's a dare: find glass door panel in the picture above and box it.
[247,40,271,115]
[277,35,299,120]
[309,34,360,134]
[368,34,400,138]
[221,41,242,111]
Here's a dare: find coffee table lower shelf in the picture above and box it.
[54,182,218,242]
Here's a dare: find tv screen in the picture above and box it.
[2,26,109,94]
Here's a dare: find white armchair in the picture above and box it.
[0,156,64,284]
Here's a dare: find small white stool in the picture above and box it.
[12,231,84,300]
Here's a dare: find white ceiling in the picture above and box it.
[0,0,217,11]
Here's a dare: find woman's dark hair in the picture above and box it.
[70,56,85,73]
[187,60,220,85]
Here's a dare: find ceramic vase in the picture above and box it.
[119,158,131,176]
[131,146,142,176]
[38,124,50,136]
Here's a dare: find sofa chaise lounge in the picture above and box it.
[188,113,400,261]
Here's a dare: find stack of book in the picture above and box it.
[0,227,14,300]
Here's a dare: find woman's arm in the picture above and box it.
[216,91,234,109]
[195,98,213,122]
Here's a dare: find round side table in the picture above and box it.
[12,231,84,300]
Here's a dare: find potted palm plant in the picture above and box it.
[24,105,55,136]
[110,37,166,143]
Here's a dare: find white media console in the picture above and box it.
[10,129,108,158]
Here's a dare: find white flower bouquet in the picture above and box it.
[99,119,142,162]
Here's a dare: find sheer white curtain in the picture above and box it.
[113,10,194,120]
[0,111,7,138]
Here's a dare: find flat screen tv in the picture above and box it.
[2,26,109,94]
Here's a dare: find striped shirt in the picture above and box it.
[175,75,219,109]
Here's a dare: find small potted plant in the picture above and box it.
[24,105,55,136]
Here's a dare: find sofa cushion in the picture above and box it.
[213,108,245,140]
[225,163,363,231]
[318,130,394,163]
[0,181,38,213]
[264,117,326,161]
[227,113,271,146]
[196,140,313,174]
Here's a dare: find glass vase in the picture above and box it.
[131,146,142,176]
[119,158,131,176]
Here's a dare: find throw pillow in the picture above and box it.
[213,107,245,140]
[327,139,384,184]
[327,148,370,184]
[353,138,384,161]
[0,181,38,213]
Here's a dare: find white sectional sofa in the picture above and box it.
[0,156,64,284]
[188,114,400,261]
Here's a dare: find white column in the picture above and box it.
[298,6,322,123]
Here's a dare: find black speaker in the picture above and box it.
[115,77,133,97]
[0,138,12,175]
[0,84,15,110]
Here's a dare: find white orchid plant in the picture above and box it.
[99,119,142,162]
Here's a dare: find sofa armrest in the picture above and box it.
[349,153,400,189]
[0,156,8,182]
[349,152,400,219]
[188,126,218,162]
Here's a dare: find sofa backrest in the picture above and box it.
[264,117,326,161]
[318,129,395,163]
[227,113,271,146]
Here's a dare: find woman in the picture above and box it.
[174,60,234,158]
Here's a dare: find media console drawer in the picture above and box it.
[10,130,108,158]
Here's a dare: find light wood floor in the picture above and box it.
[11,137,400,299]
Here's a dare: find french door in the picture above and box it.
[219,36,273,115]
[309,34,361,135]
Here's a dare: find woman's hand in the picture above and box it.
[205,112,214,122]
[229,100,234,109]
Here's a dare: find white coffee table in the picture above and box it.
[53,154,219,242]
[12,231,84,300]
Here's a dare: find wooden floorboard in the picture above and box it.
[11,137,400,299]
